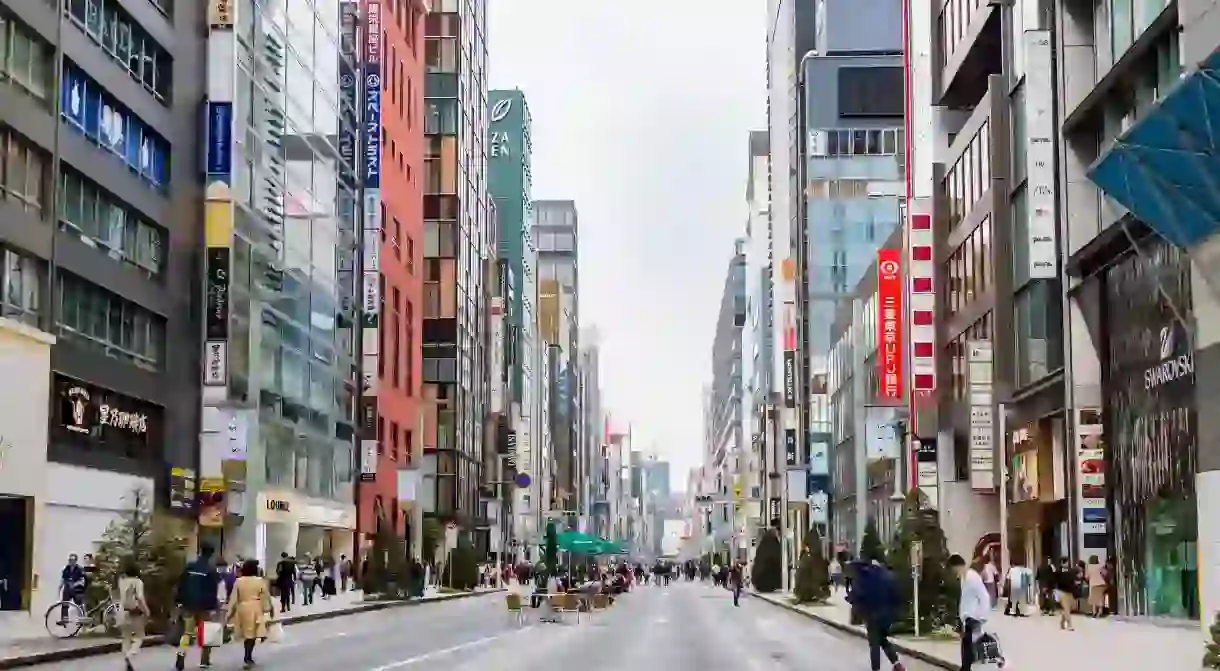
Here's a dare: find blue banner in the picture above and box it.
[206,102,233,175]
[362,1,382,189]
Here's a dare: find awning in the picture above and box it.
[1087,49,1220,248]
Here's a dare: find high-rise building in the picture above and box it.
[533,200,579,515]
[355,0,427,555]
[742,130,770,562]
[487,88,540,547]
[0,0,201,622]
[196,0,365,572]
[421,0,491,538]
[578,329,604,534]
[706,240,747,561]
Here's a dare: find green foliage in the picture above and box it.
[363,528,411,598]
[885,489,960,635]
[421,517,441,565]
[1205,611,1220,668]
[794,529,830,604]
[361,528,390,594]
[443,536,479,590]
[751,528,783,593]
[861,518,885,562]
[87,487,188,634]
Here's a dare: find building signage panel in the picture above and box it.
[1023,30,1058,279]
[204,341,227,386]
[205,102,232,175]
[57,376,159,443]
[968,340,996,490]
[915,437,938,508]
[205,247,231,340]
[782,351,796,408]
[784,428,797,467]
[360,440,378,481]
[876,249,903,400]
[362,1,382,189]
[807,436,830,476]
[208,0,233,27]
[808,490,829,525]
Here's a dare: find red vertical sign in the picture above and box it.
[877,249,904,400]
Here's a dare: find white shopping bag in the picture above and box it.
[264,621,285,643]
[199,621,225,648]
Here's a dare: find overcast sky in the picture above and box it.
[488,1,766,491]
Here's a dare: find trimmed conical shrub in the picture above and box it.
[885,489,959,634]
[751,528,783,593]
[794,528,830,603]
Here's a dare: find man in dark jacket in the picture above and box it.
[729,562,744,606]
[847,560,906,671]
[175,544,221,670]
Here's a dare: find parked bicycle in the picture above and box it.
[44,595,119,638]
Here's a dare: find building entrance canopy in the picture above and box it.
[1088,49,1220,248]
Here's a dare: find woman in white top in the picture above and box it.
[117,557,149,671]
[950,554,994,671]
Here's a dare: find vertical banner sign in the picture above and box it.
[915,437,938,509]
[782,351,796,408]
[338,1,359,175]
[968,341,996,490]
[784,429,797,467]
[358,0,383,482]
[876,249,903,400]
[1074,409,1107,561]
[1023,29,1057,279]
[202,0,235,389]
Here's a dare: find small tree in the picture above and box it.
[861,518,885,562]
[1205,611,1220,668]
[793,528,830,603]
[421,517,441,566]
[886,489,959,634]
[444,536,479,590]
[362,527,392,595]
[543,521,559,576]
[88,487,187,634]
[751,528,783,593]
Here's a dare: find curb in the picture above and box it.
[0,589,504,670]
[748,592,956,670]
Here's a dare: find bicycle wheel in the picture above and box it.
[44,600,85,638]
[101,602,120,633]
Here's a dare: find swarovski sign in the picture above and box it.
[1144,325,1194,390]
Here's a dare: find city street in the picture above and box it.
[22,581,937,671]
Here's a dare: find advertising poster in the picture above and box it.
[1075,408,1107,560]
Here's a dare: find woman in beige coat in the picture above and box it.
[227,559,271,668]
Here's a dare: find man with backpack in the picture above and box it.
[848,559,906,671]
[174,544,221,670]
[118,558,148,671]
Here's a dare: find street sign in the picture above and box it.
[514,472,531,488]
[733,485,742,499]
[910,540,923,574]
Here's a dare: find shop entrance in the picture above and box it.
[0,496,30,611]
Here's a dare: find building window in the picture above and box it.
[60,64,170,191]
[1,248,42,327]
[59,168,165,277]
[944,215,993,318]
[943,121,990,232]
[820,128,903,156]
[0,127,46,214]
[1014,279,1064,388]
[946,312,993,403]
[0,15,52,103]
[424,37,457,73]
[56,273,165,370]
[390,420,399,461]
[64,0,173,102]
[424,99,457,135]
[391,287,401,389]
[405,299,414,394]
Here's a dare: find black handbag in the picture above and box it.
[973,631,1005,665]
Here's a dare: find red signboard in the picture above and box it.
[877,249,903,400]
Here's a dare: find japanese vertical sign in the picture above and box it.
[876,249,903,400]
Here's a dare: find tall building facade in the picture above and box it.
[196,0,366,573]
[487,88,540,548]
[355,0,427,555]
[0,0,202,621]
[579,329,604,535]
[533,199,579,516]
[706,239,747,560]
[742,130,771,564]
[1052,0,1208,621]
[420,0,491,537]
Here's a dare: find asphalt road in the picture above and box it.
[27,582,938,671]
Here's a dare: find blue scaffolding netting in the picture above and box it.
[1088,49,1220,248]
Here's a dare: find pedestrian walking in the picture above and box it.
[118,558,148,671]
[729,562,744,607]
[981,554,999,609]
[275,553,295,613]
[174,544,221,671]
[847,559,906,671]
[298,557,317,605]
[1056,557,1077,630]
[1086,555,1106,617]
[227,559,271,669]
[951,554,1004,670]
[1035,557,1056,614]
[340,555,352,592]
[1003,559,1031,616]
[829,556,844,593]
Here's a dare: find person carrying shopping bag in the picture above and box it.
[118,558,149,671]
[950,554,1006,670]
[228,559,273,669]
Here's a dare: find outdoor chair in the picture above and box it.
[556,593,581,624]
[504,592,526,626]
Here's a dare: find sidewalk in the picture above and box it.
[751,590,1205,670]
[0,587,501,670]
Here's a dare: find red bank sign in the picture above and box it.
[877,249,903,400]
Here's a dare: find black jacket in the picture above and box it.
[847,562,899,620]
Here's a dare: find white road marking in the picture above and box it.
[368,628,532,670]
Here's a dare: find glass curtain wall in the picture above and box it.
[228,0,357,504]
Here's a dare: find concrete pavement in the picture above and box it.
[15,579,943,671]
